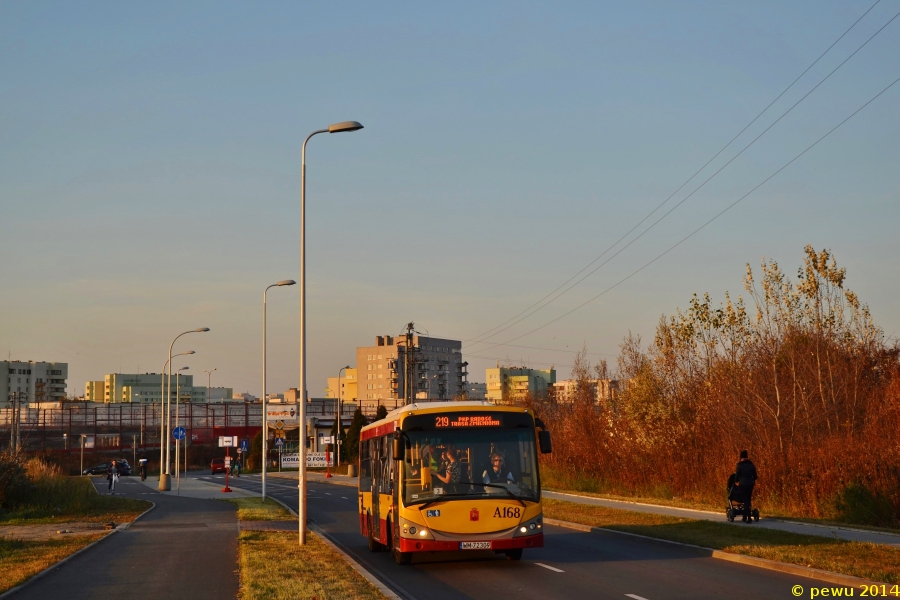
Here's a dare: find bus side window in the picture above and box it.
[359,439,373,491]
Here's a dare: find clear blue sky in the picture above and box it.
[2,1,898,397]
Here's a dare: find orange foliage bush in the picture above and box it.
[526,247,900,525]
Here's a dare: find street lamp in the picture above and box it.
[158,350,195,487]
[328,364,350,476]
[299,120,363,544]
[202,368,216,403]
[175,366,189,493]
[160,328,209,491]
[263,279,296,501]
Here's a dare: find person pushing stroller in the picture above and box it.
[728,450,758,523]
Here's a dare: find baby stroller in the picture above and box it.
[726,473,759,522]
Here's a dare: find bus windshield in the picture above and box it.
[400,427,540,507]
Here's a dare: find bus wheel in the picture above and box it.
[505,549,523,561]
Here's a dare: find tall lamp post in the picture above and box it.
[262,279,296,501]
[331,365,350,474]
[299,120,363,544]
[175,366,189,493]
[159,350,195,483]
[160,328,209,491]
[202,368,216,403]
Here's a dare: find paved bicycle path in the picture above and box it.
[268,472,900,548]
[11,476,239,600]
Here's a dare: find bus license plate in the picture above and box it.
[460,541,491,550]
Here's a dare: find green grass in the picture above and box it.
[0,477,150,525]
[224,498,293,522]
[0,534,105,593]
[543,498,900,584]
[239,531,387,600]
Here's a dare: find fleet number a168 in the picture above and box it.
[494,507,521,518]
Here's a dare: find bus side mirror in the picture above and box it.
[392,434,405,461]
[538,430,552,454]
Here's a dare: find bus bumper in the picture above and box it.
[398,533,544,553]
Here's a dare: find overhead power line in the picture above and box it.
[464,1,890,349]
[471,76,900,354]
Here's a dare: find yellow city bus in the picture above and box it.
[358,401,552,564]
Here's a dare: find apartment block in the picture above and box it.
[550,379,619,406]
[485,366,556,403]
[2,360,68,406]
[326,368,358,401]
[82,373,207,404]
[356,334,467,412]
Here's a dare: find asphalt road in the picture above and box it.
[206,473,835,600]
[13,476,239,600]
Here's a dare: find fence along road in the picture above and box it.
[207,473,843,600]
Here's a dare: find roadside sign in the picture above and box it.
[320,435,334,444]
[172,426,186,441]
[240,438,249,452]
[274,438,284,447]
[266,405,298,422]
[274,420,285,430]
[282,452,333,468]
[218,436,238,447]
[274,429,285,440]
[224,456,232,466]
[236,448,243,454]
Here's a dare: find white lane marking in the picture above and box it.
[625,595,650,600]
[535,563,564,573]
[341,497,348,500]
[325,492,331,495]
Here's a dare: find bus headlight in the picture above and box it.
[409,527,416,534]
[514,515,543,537]
[419,529,428,537]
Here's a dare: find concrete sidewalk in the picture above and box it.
[12,477,239,600]
[136,474,255,499]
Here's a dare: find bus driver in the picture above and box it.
[483,452,516,484]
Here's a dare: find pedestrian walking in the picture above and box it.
[107,460,119,494]
[734,450,758,523]
[138,455,148,481]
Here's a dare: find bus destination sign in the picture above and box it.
[435,414,501,428]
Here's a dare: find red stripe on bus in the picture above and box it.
[360,420,397,441]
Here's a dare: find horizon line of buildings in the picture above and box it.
[5,348,620,411]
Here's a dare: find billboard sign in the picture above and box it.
[266,405,298,422]
[281,452,333,468]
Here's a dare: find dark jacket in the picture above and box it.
[735,459,758,487]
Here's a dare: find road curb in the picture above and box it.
[544,517,886,587]
[0,501,157,599]
[264,496,405,600]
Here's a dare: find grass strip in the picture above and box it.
[238,530,387,600]
[225,498,294,522]
[543,498,900,584]
[0,534,105,593]
[0,478,151,525]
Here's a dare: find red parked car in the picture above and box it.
[210,458,227,474]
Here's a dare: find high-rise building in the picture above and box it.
[2,360,68,406]
[485,366,556,403]
[355,333,467,412]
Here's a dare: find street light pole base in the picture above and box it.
[158,474,171,491]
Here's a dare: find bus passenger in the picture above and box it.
[483,452,516,484]
[434,448,461,485]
